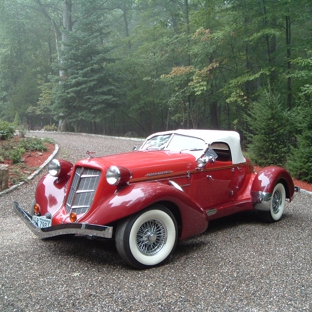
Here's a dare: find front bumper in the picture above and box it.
[13,201,113,239]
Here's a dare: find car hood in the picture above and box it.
[75,150,198,180]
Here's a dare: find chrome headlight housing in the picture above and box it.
[48,159,61,177]
[106,166,132,186]
[48,159,73,178]
[106,166,121,185]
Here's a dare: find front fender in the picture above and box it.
[84,182,209,240]
[35,173,68,216]
[251,166,294,210]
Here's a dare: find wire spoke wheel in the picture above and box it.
[272,189,282,215]
[116,205,177,269]
[136,219,167,256]
[258,183,286,223]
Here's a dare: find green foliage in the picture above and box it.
[52,1,119,132]
[18,138,47,152]
[0,137,48,165]
[26,81,55,124]
[287,130,312,182]
[42,137,55,144]
[44,124,58,132]
[0,120,14,140]
[245,89,289,167]
[10,147,25,164]
[0,0,312,138]
[0,141,11,160]
[14,113,21,127]
[287,103,312,182]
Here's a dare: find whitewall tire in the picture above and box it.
[115,205,177,269]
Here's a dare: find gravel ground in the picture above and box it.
[0,132,311,312]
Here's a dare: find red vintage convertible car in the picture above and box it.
[14,129,297,269]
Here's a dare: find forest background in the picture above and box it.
[0,0,311,181]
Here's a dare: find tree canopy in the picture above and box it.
[0,0,311,178]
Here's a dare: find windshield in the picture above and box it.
[141,134,206,151]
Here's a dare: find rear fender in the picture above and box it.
[251,166,294,210]
[85,182,209,240]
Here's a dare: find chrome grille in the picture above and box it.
[66,167,101,215]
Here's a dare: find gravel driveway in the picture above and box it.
[1,132,311,312]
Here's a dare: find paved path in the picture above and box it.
[1,132,311,311]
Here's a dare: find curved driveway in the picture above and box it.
[1,132,311,311]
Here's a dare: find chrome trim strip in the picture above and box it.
[13,201,113,239]
[75,189,96,194]
[168,180,184,192]
[146,170,173,177]
[206,209,217,216]
[70,205,91,209]
[80,174,99,178]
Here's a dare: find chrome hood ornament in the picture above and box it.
[86,151,96,159]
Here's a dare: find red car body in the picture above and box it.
[14,129,296,269]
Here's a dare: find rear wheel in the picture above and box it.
[115,205,177,269]
[260,183,286,222]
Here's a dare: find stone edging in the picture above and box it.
[300,189,312,196]
[0,144,59,197]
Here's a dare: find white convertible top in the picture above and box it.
[144,129,246,164]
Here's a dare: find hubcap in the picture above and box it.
[272,190,281,214]
[136,219,167,256]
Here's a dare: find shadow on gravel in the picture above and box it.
[204,210,259,234]
[41,236,124,267]
[34,210,293,269]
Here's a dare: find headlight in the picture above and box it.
[106,166,132,186]
[48,159,61,176]
[48,159,73,178]
[106,166,121,185]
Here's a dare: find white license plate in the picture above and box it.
[32,216,52,228]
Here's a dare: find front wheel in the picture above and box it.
[260,183,286,222]
[115,205,177,269]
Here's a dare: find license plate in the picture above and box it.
[32,216,52,228]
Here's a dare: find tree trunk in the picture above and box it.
[210,101,219,129]
[60,0,73,77]
[262,0,277,87]
[286,14,292,108]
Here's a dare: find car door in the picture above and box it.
[189,143,235,211]
[193,161,233,210]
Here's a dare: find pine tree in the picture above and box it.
[245,88,289,167]
[287,105,312,182]
[53,1,118,132]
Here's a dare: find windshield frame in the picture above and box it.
[140,133,206,152]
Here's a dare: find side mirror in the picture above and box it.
[196,148,218,168]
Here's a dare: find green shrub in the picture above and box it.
[10,147,25,164]
[16,127,28,138]
[43,137,55,144]
[0,141,13,160]
[44,124,58,131]
[14,113,21,127]
[0,121,15,140]
[18,138,47,152]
